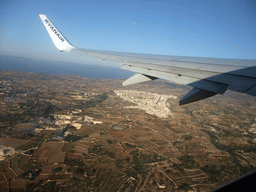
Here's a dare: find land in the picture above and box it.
[0,69,255,191]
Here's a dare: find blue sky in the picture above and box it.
[0,0,255,66]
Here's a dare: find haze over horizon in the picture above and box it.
[0,54,134,79]
[0,0,255,69]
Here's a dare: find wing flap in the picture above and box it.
[207,74,256,93]
[123,63,220,79]
[179,88,218,105]
[123,63,256,93]
[122,64,199,84]
[177,57,255,67]
[122,64,228,94]
[228,66,256,78]
[246,85,256,96]
[124,61,245,74]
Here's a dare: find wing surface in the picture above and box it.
[39,14,256,105]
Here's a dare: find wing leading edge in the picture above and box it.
[39,14,256,105]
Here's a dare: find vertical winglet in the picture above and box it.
[179,88,217,105]
[39,14,75,52]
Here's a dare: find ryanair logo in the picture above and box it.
[44,19,65,42]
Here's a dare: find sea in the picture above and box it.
[0,55,134,79]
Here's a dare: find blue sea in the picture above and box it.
[0,55,134,79]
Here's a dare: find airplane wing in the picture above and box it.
[39,14,256,105]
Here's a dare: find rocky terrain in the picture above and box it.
[0,69,255,191]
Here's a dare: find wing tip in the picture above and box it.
[39,14,75,52]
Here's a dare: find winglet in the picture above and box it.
[39,14,75,52]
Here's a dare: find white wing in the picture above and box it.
[39,14,256,105]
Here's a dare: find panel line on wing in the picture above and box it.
[123,58,254,68]
[122,61,246,75]
[122,63,256,83]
